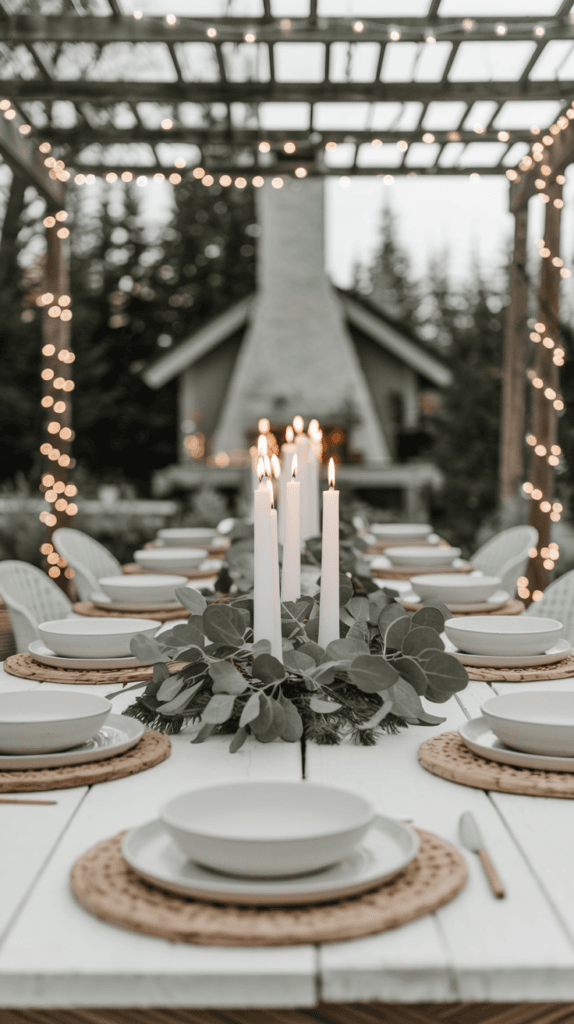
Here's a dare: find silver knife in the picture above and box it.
[459,811,505,898]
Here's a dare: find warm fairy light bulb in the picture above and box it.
[291,454,298,478]
[328,457,336,489]
[285,425,294,443]
[258,418,270,433]
[271,454,281,479]
[258,434,267,457]
[293,415,304,434]
[308,418,319,435]
[257,456,265,481]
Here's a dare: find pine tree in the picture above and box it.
[358,202,419,332]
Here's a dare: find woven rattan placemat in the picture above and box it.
[419,732,574,797]
[122,564,219,580]
[0,731,170,793]
[4,652,184,686]
[373,562,473,581]
[459,652,574,682]
[73,601,190,623]
[400,598,524,616]
[71,827,466,946]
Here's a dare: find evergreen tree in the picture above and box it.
[357,202,419,332]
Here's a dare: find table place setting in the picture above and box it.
[399,573,523,617]
[370,544,473,580]
[75,573,202,623]
[70,779,467,946]
[0,689,169,791]
[442,615,574,679]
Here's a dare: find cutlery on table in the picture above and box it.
[459,811,505,898]
[0,798,57,805]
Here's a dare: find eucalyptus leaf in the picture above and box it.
[255,697,286,743]
[209,660,248,694]
[278,694,304,741]
[174,587,207,615]
[252,639,272,657]
[348,654,399,693]
[229,727,248,753]
[423,650,469,697]
[386,677,425,719]
[130,633,168,664]
[191,723,216,744]
[346,619,370,645]
[152,662,171,686]
[160,679,203,714]
[298,641,324,665]
[416,710,447,726]
[283,649,317,673]
[239,691,261,727]
[393,655,428,695]
[156,673,186,703]
[346,596,370,622]
[304,617,320,643]
[421,596,451,621]
[368,590,394,623]
[402,626,444,657]
[412,605,446,633]
[357,696,394,730]
[249,693,274,735]
[324,637,369,661]
[384,614,412,650]
[202,692,236,724]
[156,623,201,651]
[338,573,354,606]
[252,653,286,685]
[309,697,342,713]
[203,603,247,646]
[176,646,204,664]
[309,661,337,686]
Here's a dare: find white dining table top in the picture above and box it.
[1,661,574,1010]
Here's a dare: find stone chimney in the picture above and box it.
[213,177,390,464]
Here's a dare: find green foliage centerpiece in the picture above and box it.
[122,576,468,750]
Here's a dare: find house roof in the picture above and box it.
[142,287,453,390]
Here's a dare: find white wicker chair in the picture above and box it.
[0,560,73,653]
[52,527,122,602]
[470,525,539,598]
[523,569,574,644]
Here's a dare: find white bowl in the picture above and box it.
[134,548,205,571]
[482,691,574,757]
[370,523,432,541]
[38,617,158,658]
[386,545,461,567]
[98,574,182,604]
[157,527,218,547]
[444,615,563,657]
[161,782,376,878]
[0,690,111,754]
[411,574,501,604]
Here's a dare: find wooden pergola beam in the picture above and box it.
[44,128,535,146]
[499,205,529,503]
[68,164,514,178]
[510,115,574,211]
[1,80,572,104]
[3,15,574,45]
[0,109,63,207]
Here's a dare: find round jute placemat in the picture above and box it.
[0,731,170,793]
[4,652,183,686]
[400,598,524,617]
[71,827,466,947]
[373,562,473,581]
[459,652,574,682]
[122,563,219,580]
[419,732,574,797]
[72,601,190,624]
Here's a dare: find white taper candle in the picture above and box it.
[281,454,301,603]
[318,458,340,650]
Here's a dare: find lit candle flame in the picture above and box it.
[292,454,298,479]
[293,415,304,434]
[285,425,294,443]
[264,454,271,478]
[271,453,281,479]
[258,417,270,434]
[258,433,267,456]
[308,418,319,436]
[328,457,336,489]
[257,456,266,481]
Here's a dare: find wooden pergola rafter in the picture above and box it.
[1,0,574,595]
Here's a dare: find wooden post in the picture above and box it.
[499,205,528,503]
[40,215,76,592]
[525,180,563,598]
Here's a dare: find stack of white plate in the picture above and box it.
[156,527,221,548]
[95,574,183,611]
[444,615,567,668]
[30,617,159,671]
[134,547,207,572]
[0,689,145,769]
[386,546,462,570]
[122,781,420,906]
[460,692,574,772]
[409,573,507,610]
[370,523,433,542]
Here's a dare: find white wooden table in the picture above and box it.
[1,663,574,1024]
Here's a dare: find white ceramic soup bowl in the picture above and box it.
[38,617,158,658]
[161,781,377,878]
[444,615,562,657]
[98,574,182,604]
[370,523,433,541]
[482,691,574,757]
[157,527,219,547]
[386,545,461,567]
[0,690,111,754]
[411,574,501,604]
[134,548,205,571]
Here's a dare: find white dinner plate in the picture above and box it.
[459,717,574,773]
[122,817,419,906]
[0,714,145,769]
[448,637,571,668]
[28,639,142,671]
[408,589,510,612]
[91,594,183,614]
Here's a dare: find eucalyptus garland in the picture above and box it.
[120,576,469,751]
